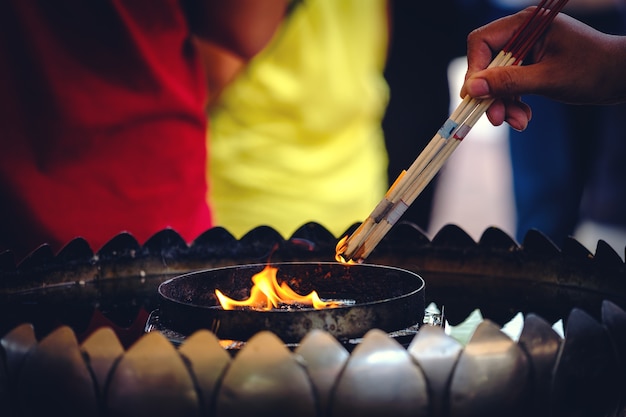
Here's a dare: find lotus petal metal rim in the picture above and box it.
[1,222,625,416]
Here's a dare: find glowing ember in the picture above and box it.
[215,265,346,311]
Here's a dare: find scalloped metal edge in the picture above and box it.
[1,222,624,273]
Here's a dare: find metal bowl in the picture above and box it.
[157,262,425,343]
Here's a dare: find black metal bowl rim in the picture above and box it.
[157,261,426,313]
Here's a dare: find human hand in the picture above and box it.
[461,8,626,130]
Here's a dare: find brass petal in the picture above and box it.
[17,326,98,417]
[178,330,231,416]
[106,331,199,417]
[80,327,124,400]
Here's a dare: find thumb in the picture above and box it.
[462,65,543,99]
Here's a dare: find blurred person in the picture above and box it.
[0,0,289,261]
[203,0,390,238]
[462,0,626,251]
[463,7,626,255]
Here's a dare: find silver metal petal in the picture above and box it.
[449,320,530,417]
[215,331,316,417]
[0,323,36,417]
[601,301,626,416]
[295,329,350,415]
[332,329,429,417]
[517,313,561,416]
[0,323,36,384]
[551,308,619,417]
[408,324,463,416]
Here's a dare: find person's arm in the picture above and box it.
[461,8,626,130]
[194,40,246,108]
[186,0,289,60]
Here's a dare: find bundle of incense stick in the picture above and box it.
[337,0,569,263]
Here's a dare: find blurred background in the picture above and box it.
[428,57,516,241]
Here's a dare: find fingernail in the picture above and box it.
[467,78,491,98]
[509,118,528,132]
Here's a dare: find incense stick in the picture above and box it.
[337,0,569,263]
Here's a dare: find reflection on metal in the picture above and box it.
[1,307,625,417]
[1,222,626,416]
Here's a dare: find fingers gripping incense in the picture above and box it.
[336,0,569,263]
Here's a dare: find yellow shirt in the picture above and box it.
[208,0,390,238]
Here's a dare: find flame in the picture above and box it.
[335,236,356,264]
[216,265,341,310]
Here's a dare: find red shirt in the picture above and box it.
[0,1,212,260]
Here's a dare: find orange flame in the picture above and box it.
[335,236,356,264]
[216,265,341,310]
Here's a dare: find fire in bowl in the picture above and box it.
[157,261,425,343]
